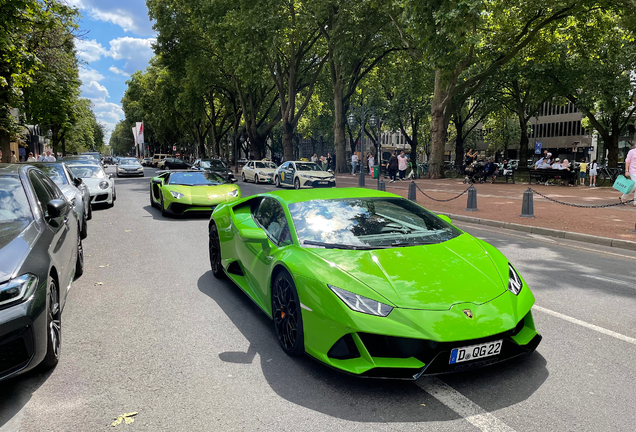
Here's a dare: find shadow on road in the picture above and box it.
[0,369,53,429]
[197,271,548,423]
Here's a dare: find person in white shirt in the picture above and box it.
[368,153,374,175]
[397,151,408,180]
[311,154,318,163]
[42,151,56,162]
[351,153,358,175]
[27,152,37,162]
[551,158,562,169]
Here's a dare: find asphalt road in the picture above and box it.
[1,166,635,432]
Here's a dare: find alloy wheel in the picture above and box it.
[49,282,61,359]
[209,223,225,278]
[272,272,303,355]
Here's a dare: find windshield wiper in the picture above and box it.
[302,240,384,250]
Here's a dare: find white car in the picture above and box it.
[241,160,278,183]
[274,161,336,189]
[67,164,116,207]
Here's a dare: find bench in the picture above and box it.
[494,168,517,183]
[528,168,577,185]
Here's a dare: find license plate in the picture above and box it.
[318,181,328,185]
[449,340,502,364]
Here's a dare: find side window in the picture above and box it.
[280,162,289,170]
[253,198,291,245]
[38,172,63,200]
[29,172,57,216]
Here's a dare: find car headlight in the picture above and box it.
[328,285,393,317]
[229,189,239,197]
[170,191,184,199]
[99,181,109,189]
[257,171,266,175]
[0,274,38,307]
[508,263,523,295]
[118,167,124,171]
[227,171,233,176]
[137,167,143,171]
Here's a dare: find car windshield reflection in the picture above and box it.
[295,163,323,171]
[168,172,224,186]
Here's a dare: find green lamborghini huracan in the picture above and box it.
[150,170,241,216]
[208,188,541,379]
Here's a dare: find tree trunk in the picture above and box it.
[429,70,448,178]
[0,129,10,163]
[518,114,529,167]
[282,120,294,162]
[332,78,347,173]
[454,115,465,167]
[605,132,620,168]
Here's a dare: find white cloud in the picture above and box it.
[78,66,104,83]
[109,66,130,77]
[81,81,110,100]
[108,37,155,73]
[75,39,108,62]
[67,0,156,36]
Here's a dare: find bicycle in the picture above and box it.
[443,164,465,179]
[596,166,622,187]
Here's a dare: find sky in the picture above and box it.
[69,0,156,144]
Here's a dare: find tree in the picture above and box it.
[484,110,524,159]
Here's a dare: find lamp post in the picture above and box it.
[369,114,384,190]
[348,105,374,188]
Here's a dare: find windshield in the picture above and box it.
[0,176,33,223]
[201,160,226,170]
[255,162,276,169]
[31,164,68,185]
[289,198,460,249]
[168,172,224,185]
[295,163,323,171]
[63,159,99,166]
[120,158,140,165]
[69,165,106,179]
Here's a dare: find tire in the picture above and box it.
[75,230,84,279]
[80,214,88,239]
[271,270,304,356]
[116,172,120,178]
[150,189,157,208]
[255,175,259,184]
[87,203,92,221]
[40,277,61,369]
[275,176,281,188]
[209,221,225,279]
[113,188,117,201]
[242,172,246,182]
[596,172,607,187]
[294,178,301,190]
[160,193,168,217]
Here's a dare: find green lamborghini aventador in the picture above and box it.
[208,188,541,379]
[150,170,241,216]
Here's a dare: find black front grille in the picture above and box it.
[92,194,108,202]
[328,334,360,360]
[0,336,30,377]
[169,203,214,215]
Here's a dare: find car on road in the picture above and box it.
[158,158,190,171]
[62,157,100,167]
[27,162,91,239]
[150,170,241,217]
[242,160,278,183]
[116,158,144,177]
[192,159,237,182]
[208,188,542,379]
[81,152,101,162]
[0,164,83,382]
[67,164,116,207]
[141,157,153,167]
[152,153,170,167]
[274,161,336,189]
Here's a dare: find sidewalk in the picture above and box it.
[335,174,636,242]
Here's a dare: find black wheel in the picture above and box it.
[150,189,157,208]
[255,175,259,184]
[75,229,84,279]
[275,176,281,188]
[242,172,247,182]
[80,214,88,239]
[113,187,117,201]
[272,270,304,356]
[160,193,168,217]
[116,172,120,178]
[209,222,225,279]
[87,203,92,220]
[596,172,607,187]
[40,277,61,369]
[294,178,301,190]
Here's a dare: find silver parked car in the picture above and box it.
[116,157,144,177]
[27,162,91,239]
[68,164,116,208]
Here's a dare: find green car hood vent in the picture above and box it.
[308,235,506,310]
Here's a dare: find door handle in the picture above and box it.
[63,217,70,226]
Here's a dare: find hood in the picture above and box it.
[307,234,506,310]
[298,171,334,179]
[0,221,39,283]
[167,184,240,205]
[255,168,277,174]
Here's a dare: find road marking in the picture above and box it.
[584,274,636,289]
[415,378,516,432]
[534,305,636,345]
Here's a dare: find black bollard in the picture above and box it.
[520,187,534,218]
[632,222,636,234]
[378,179,386,191]
[408,180,417,202]
[465,185,477,211]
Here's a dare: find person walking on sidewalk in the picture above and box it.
[589,160,598,187]
[388,152,398,183]
[368,152,374,176]
[578,158,588,186]
[398,151,408,180]
[351,153,358,175]
[620,143,636,205]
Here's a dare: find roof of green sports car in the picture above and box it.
[260,187,402,204]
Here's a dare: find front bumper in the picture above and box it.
[90,189,113,205]
[299,178,336,188]
[166,203,216,215]
[298,275,541,379]
[117,169,144,177]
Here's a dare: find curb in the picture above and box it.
[434,212,636,252]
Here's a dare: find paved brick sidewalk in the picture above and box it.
[335,174,636,241]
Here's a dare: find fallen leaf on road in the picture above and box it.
[420,404,426,407]
[94,282,104,286]
[124,230,131,232]
[111,412,138,427]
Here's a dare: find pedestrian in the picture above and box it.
[311,153,318,164]
[368,152,374,176]
[27,152,36,162]
[10,150,18,163]
[589,159,598,187]
[620,142,636,205]
[578,158,587,186]
[351,152,358,175]
[327,153,333,171]
[397,151,408,180]
[388,151,398,183]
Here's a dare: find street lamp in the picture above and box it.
[369,114,385,190]
[348,105,376,188]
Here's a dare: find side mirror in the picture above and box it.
[238,228,268,242]
[438,214,452,224]
[46,199,68,226]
